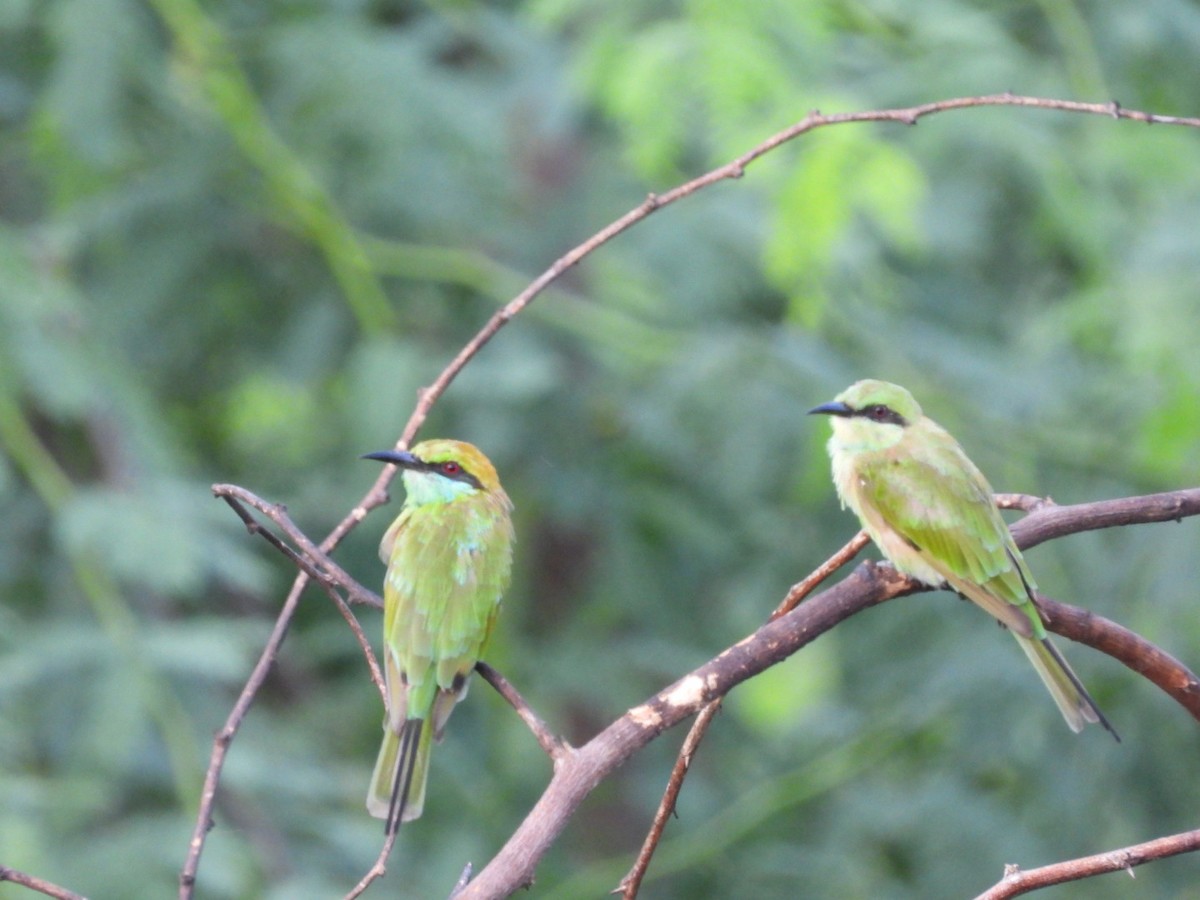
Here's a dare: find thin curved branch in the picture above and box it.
[190,94,1200,898]
[615,697,724,899]
[342,831,400,900]
[1037,593,1200,719]
[0,867,86,900]
[182,487,390,898]
[392,95,1200,449]
[180,577,304,897]
[212,484,382,609]
[772,531,871,619]
[455,487,1200,898]
[211,485,386,688]
[974,827,1200,899]
[477,663,572,762]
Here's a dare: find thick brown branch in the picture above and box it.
[1011,489,1200,549]
[620,531,872,897]
[455,487,1200,898]
[1037,593,1200,720]
[974,827,1200,899]
[457,563,893,900]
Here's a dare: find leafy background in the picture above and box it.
[2,0,1199,897]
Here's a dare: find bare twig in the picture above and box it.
[324,584,387,702]
[180,580,306,898]
[212,485,387,694]
[183,487,391,898]
[615,698,724,898]
[772,530,871,620]
[0,866,88,900]
[974,827,1200,899]
[476,663,572,762]
[342,830,401,900]
[619,530,872,897]
[213,484,382,609]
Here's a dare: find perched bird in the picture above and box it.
[809,379,1116,739]
[362,439,515,832]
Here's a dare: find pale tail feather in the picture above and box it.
[366,718,433,832]
[1014,633,1119,741]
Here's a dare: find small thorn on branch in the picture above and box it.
[449,862,473,897]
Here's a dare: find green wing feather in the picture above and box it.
[855,426,1114,736]
[368,490,514,830]
[859,430,1043,639]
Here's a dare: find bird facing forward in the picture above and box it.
[362,439,515,832]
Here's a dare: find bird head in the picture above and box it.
[808,379,923,451]
[363,439,505,507]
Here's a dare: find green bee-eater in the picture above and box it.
[809,379,1116,738]
[362,439,515,832]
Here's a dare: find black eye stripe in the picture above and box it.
[854,404,908,427]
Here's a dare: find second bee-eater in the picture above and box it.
[362,439,515,832]
[809,379,1117,739]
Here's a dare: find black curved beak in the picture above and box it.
[362,449,421,467]
[807,400,853,417]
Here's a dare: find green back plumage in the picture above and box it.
[856,422,1044,639]
[811,380,1115,738]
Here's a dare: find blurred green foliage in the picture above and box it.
[2,0,1199,897]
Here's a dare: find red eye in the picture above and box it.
[441,461,462,476]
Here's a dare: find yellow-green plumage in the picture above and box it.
[364,439,515,831]
[810,380,1116,738]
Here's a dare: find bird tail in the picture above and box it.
[366,717,433,832]
[1014,634,1119,741]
